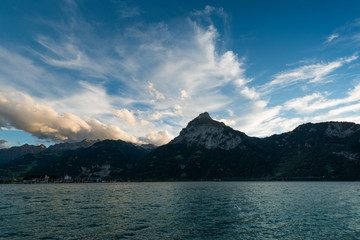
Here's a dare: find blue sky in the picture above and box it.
[1,0,360,148]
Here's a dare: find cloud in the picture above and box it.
[134,22,249,122]
[0,91,138,143]
[326,33,339,43]
[0,47,60,98]
[36,35,117,80]
[113,109,137,126]
[323,19,360,49]
[284,83,360,114]
[0,5,252,142]
[234,100,283,136]
[0,139,9,149]
[139,130,172,146]
[325,102,360,119]
[112,108,151,127]
[261,55,358,93]
[150,112,162,120]
[116,2,141,19]
[241,86,259,100]
[237,83,360,137]
[48,81,117,118]
[180,90,190,99]
[148,82,165,100]
[191,5,220,16]
[191,5,227,23]
[140,120,150,126]
[28,4,252,138]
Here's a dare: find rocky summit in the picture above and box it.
[170,112,244,150]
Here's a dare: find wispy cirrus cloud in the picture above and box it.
[260,55,358,94]
[116,2,142,19]
[0,47,59,97]
[326,33,339,43]
[284,83,360,114]
[191,5,228,25]
[324,18,360,48]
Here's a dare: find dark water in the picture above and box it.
[1,182,359,240]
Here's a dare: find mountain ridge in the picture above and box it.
[0,144,47,166]
[1,112,360,181]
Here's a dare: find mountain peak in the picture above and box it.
[187,112,223,128]
[196,112,211,119]
[170,112,245,150]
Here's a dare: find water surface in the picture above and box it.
[1,182,359,239]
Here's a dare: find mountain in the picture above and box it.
[0,139,98,167]
[0,139,152,179]
[134,113,271,180]
[46,138,98,152]
[29,140,151,178]
[0,144,47,165]
[1,113,360,181]
[170,112,244,150]
[134,113,360,180]
[0,139,99,179]
[259,121,360,179]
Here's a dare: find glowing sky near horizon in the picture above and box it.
[1,0,360,148]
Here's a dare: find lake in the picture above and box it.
[0,182,359,239]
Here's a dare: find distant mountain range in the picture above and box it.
[1,112,360,181]
[0,139,97,166]
[0,144,47,165]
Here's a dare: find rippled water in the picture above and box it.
[1,182,359,239]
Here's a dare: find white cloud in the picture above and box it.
[241,86,259,100]
[148,82,165,100]
[326,102,360,118]
[135,21,249,124]
[326,33,339,43]
[150,112,162,120]
[113,109,137,125]
[235,100,283,136]
[190,5,228,28]
[227,109,234,117]
[116,2,141,19]
[284,83,360,114]
[261,55,358,94]
[192,5,219,17]
[36,35,120,80]
[323,19,360,47]
[49,81,115,118]
[238,83,360,137]
[140,130,172,146]
[180,90,190,99]
[174,105,183,116]
[140,120,150,126]
[0,47,61,98]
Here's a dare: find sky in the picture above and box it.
[1,0,360,148]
